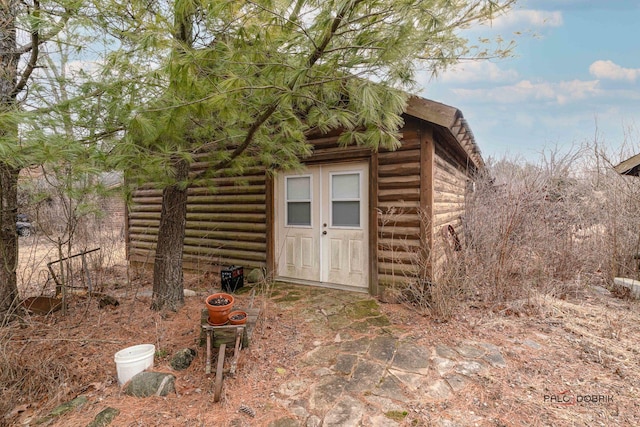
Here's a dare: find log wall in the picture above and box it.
[128,165,268,273]
[432,131,471,273]
[127,112,480,291]
[376,118,424,287]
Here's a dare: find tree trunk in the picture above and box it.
[0,1,20,322]
[0,164,19,319]
[151,158,189,311]
[149,0,195,312]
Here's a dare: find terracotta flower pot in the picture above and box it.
[205,293,235,326]
[228,310,247,325]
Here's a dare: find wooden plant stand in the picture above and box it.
[200,307,259,402]
[202,324,245,401]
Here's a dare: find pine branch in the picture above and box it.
[212,0,364,171]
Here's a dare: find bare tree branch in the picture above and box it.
[12,1,77,98]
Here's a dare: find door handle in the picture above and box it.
[322,231,327,235]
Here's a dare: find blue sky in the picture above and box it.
[418,0,640,163]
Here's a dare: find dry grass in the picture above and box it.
[1,268,639,426]
[383,284,640,426]
[382,144,640,320]
[16,231,126,299]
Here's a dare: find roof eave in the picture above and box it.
[405,96,484,170]
[614,153,640,176]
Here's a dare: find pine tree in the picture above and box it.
[110,0,516,311]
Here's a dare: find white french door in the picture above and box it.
[275,162,369,290]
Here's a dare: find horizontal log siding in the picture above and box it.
[432,135,469,273]
[127,113,480,290]
[129,168,268,273]
[376,122,423,287]
[304,131,372,165]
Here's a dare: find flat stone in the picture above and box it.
[476,342,501,354]
[444,373,468,392]
[183,289,197,297]
[327,313,352,330]
[372,373,411,402]
[319,301,346,316]
[87,407,120,427]
[456,344,485,359]
[306,415,322,427]
[268,418,300,427]
[306,316,333,335]
[435,345,459,359]
[454,360,486,376]
[344,299,380,319]
[369,336,397,363]
[363,395,405,413]
[50,395,87,416]
[124,372,176,397]
[302,344,339,366]
[432,357,456,376]
[289,405,309,419]
[334,354,358,375]
[523,339,541,350]
[35,395,87,424]
[387,368,428,392]
[313,367,332,377]
[483,351,507,368]
[279,379,309,397]
[361,315,391,328]
[346,360,386,393]
[370,414,401,426]
[426,379,452,399]
[340,337,371,354]
[309,376,347,411]
[392,344,430,375]
[324,395,365,427]
[347,318,382,333]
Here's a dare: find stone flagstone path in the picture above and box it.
[257,285,511,427]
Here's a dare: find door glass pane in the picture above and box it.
[287,176,310,200]
[287,202,311,226]
[332,174,359,199]
[332,201,360,227]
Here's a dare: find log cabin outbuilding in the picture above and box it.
[127,95,483,295]
[614,153,640,176]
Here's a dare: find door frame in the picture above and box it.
[272,161,371,293]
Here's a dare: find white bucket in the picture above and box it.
[114,344,155,385]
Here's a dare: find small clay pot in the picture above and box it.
[228,310,247,325]
[205,293,235,326]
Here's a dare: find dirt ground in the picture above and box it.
[3,237,640,426]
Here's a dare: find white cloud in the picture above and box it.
[487,9,563,30]
[439,61,518,84]
[453,79,600,104]
[589,60,640,82]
